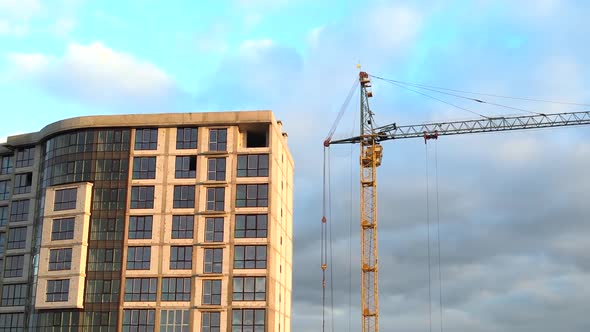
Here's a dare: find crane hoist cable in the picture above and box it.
[372,76,543,116]
[322,147,328,332]
[435,140,444,332]
[328,148,335,332]
[322,146,336,332]
[425,138,444,332]
[380,79,490,119]
[425,141,433,332]
[369,75,590,108]
[322,75,360,332]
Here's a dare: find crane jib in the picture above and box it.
[326,111,590,145]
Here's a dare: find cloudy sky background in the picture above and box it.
[1,0,590,331]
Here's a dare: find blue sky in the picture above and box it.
[2,1,590,331]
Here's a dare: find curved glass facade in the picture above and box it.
[35,128,131,331]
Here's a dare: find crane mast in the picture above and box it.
[359,72,381,332]
[325,71,590,332]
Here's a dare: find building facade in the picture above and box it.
[0,111,293,331]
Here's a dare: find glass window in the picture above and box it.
[9,200,29,222]
[233,277,266,301]
[235,215,268,238]
[85,279,120,303]
[0,180,10,200]
[46,279,70,302]
[94,128,130,152]
[0,155,14,175]
[170,246,192,270]
[202,279,221,305]
[206,187,224,211]
[0,206,7,226]
[208,129,227,152]
[52,218,75,241]
[161,309,190,331]
[123,309,155,332]
[204,248,223,274]
[12,173,32,195]
[0,232,5,254]
[173,185,195,208]
[49,248,72,270]
[15,148,34,168]
[236,184,268,207]
[90,218,123,241]
[205,217,224,242]
[234,245,267,269]
[172,215,194,239]
[176,127,198,149]
[134,128,158,150]
[237,154,269,177]
[4,255,24,278]
[132,157,156,179]
[93,188,126,210]
[174,156,197,178]
[128,216,153,239]
[130,186,155,209]
[0,312,25,331]
[1,283,27,306]
[161,277,191,301]
[127,246,151,270]
[7,227,26,250]
[82,311,117,330]
[54,188,77,211]
[207,158,226,181]
[94,158,128,181]
[87,248,122,271]
[124,278,157,301]
[37,311,80,330]
[201,312,221,332]
[232,309,265,331]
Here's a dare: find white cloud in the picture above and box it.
[0,0,41,20]
[0,0,41,36]
[8,41,183,109]
[8,52,50,72]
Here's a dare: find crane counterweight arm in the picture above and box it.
[327,110,590,145]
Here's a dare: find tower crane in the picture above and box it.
[323,71,590,332]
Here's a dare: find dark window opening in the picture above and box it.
[241,124,269,148]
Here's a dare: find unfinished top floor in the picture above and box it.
[0,110,291,157]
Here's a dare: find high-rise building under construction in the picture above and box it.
[0,111,293,331]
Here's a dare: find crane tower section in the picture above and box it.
[359,71,381,332]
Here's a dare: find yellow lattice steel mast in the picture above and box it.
[358,71,381,332]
